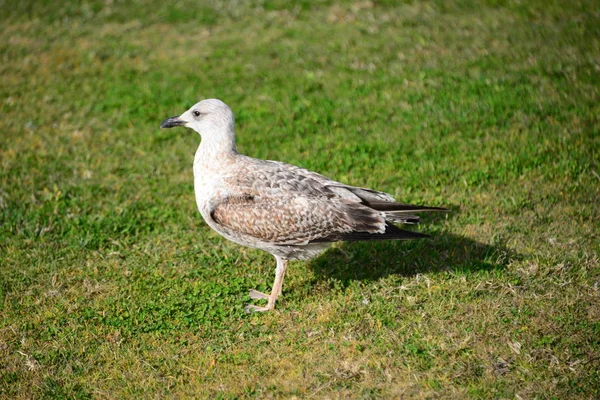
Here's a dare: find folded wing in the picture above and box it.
[210,159,447,246]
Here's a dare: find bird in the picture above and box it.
[160,99,447,312]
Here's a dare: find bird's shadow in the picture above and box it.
[307,212,515,285]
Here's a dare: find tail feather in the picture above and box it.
[311,222,429,243]
[384,213,420,224]
[364,200,448,213]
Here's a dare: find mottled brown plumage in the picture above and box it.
[160,99,447,312]
[211,192,384,244]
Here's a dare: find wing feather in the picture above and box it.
[210,158,445,245]
[210,193,385,245]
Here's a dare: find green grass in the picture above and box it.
[1,0,599,398]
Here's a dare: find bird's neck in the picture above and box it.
[194,130,239,169]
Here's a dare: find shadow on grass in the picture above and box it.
[308,212,514,285]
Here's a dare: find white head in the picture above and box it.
[160,99,236,151]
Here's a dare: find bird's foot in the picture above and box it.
[244,304,273,313]
[245,289,274,313]
[248,289,270,300]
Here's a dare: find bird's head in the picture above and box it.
[160,99,235,139]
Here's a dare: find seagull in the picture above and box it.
[160,99,447,312]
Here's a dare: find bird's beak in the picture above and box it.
[160,116,186,129]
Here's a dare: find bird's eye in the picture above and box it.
[193,110,201,117]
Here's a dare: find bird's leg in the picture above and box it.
[245,256,288,313]
[248,289,269,300]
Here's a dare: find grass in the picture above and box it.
[1,0,599,398]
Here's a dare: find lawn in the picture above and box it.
[1,0,599,398]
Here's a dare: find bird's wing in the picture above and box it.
[209,191,386,245]
[210,159,435,245]
[246,160,448,219]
